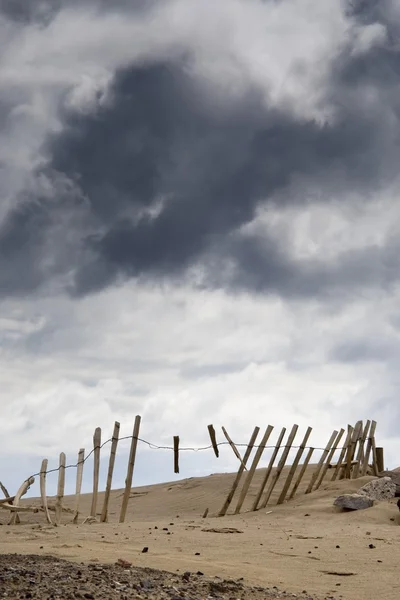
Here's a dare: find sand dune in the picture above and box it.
[1,465,399,599]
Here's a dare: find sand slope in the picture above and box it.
[1,466,399,600]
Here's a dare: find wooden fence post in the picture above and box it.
[352,420,371,479]
[345,421,362,479]
[1,481,20,524]
[90,428,102,518]
[277,426,312,505]
[371,435,379,476]
[361,420,376,476]
[305,430,338,494]
[222,426,248,471]
[8,477,34,525]
[207,425,219,457]
[376,447,384,473]
[101,422,120,523]
[252,427,286,511]
[289,447,314,500]
[73,448,85,524]
[55,453,66,525]
[314,428,345,491]
[234,425,274,514]
[260,424,298,508]
[331,426,353,481]
[40,459,52,525]
[173,436,180,474]
[119,415,141,523]
[218,426,260,517]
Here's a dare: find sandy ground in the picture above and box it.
[1,466,400,600]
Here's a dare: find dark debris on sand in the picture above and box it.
[0,554,339,600]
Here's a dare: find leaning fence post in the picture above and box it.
[218,426,260,517]
[90,428,102,518]
[221,426,248,471]
[352,420,371,479]
[331,426,353,481]
[277,426,312,505]
[314,428,344,491]
[289,447,314,500]
[345,421,362,479]
[8,476,35,525]
[260,424,299,508]
[234,425,274,514]
[101,422,120,523]
[55,453,66,525]
[207,425,219,458]
[1,481,20,524]
[252,427,286,511]
[361,420,376,476]
[305,430,338,494]
[40,459,52,525]
[119,415,141,523]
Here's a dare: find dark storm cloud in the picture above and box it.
[1,1,400,298]
[0,0,155,24]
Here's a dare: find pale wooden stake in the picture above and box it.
[119,415,141,523]
[90,427,102,518]
[234,425,274,514]
[352,420,371,479]
[40,459,52,524]
[55,453,66,525]
[331,426,353,481]
[173,436,180,474]
[376,447,384,473]
[207,425,219,457]
[361,420,376,476]
[260,424,299,508]
[314,428,345,491]
[345,421,362,479]
[277,426,312,505]
[0,481,19,524]
[289,447,314,500]
[73,448,85,524]
[222,426,248,471]
[252,427,286,511]
[218,426,260,517]
[8,476,35,525]
[305,430,338,494]
[101,421,120,523]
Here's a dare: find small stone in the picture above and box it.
[142,547,149,553]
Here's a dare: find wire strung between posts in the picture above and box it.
[22,434,348,486]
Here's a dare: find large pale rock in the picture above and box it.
[358,477,396,501]
[334,494,374,510]
[378,471,400,496]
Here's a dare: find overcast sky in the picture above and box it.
[1,0,400,499]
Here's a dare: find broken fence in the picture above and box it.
[0,417,383,525]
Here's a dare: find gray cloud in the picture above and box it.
[1,0,400,299]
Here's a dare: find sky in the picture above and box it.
[1,0,400,499]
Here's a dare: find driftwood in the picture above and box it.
[0,496,15,505]
[0,502,74,514]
